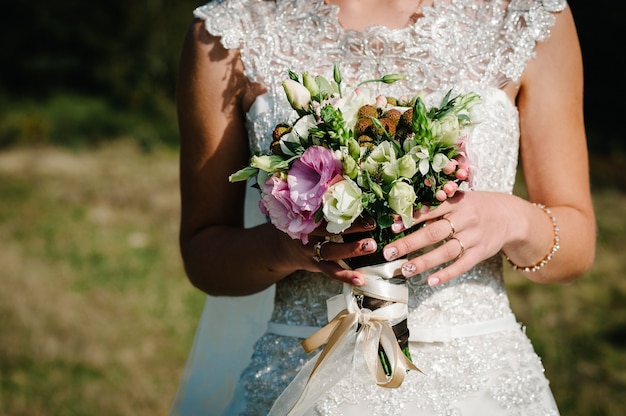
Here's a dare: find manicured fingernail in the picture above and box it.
[361,240,376,253]
[391,222,403,233]
[361,217,376,229]
[428,276,440,286]
[352,277,363,286]
[402,263,417,277]
[383,247,398,260]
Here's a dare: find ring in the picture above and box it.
[312,240,330,262]
[442,216,456,239]
[449,236,465,260]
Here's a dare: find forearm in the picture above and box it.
[502,200,595,284]
[180,223,302,296]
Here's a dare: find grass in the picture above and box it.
[0,142,624,415]
[0,142,204,415]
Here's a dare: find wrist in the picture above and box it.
[503,203,560,272]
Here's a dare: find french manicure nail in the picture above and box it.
[383,247,398,260]
[428,276,440,286]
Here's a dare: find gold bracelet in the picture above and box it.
[505,203,560,272]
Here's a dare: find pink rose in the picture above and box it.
[287,146,342,212]
[259,176,319,244]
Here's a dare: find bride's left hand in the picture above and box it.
[381,190,520,286]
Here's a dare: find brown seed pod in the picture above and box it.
[383,108,402,124]
[373,117,397,137]
[357,134,375,148]
[354,117,374,137]
[272,123,292,142]
[399,108,414,130]
[270,140,285,156]
[357,104,379,119]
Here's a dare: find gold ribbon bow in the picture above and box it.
[301,305,421,390]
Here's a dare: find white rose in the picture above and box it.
[323,178,363,234]
[388,181,416,229]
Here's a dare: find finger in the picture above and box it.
[382,219,460,261]
[311,238,377,263]
[341,216,377,234]
[399,236,467,278]
[423,250,479,286]
[412,192,465,224]
[316,261,367,286]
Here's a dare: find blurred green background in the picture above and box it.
[0,1,624,415]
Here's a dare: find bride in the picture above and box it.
[170,0,595,414]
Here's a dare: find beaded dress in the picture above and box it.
[171,0,567,415]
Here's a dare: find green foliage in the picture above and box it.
[0,94,178,150]
[0,144,203,415]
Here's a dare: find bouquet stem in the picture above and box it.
[343,227,417,374]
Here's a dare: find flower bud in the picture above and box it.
[333,63,342,85]
[282,79,311,114]
[251,154,285,172]
[342,154,358,179]
[302,72,320,97]
[397,154,418,179]
[456,168,469,181]
[381,74,406,84]
[347,137,361,160]
[436,113,460,146]
[435,189,448,202]
[316,75,335,97]
[443,181,459,197]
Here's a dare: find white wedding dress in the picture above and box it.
[171,0,567,414]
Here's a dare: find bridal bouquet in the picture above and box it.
[230,65,480,390]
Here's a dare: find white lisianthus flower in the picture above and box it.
[432,153,450,173]
[335,86,377,131]
[280,115,317,156]
[323,178,363,234]
[388,181,416,229]
[282,79,311,114]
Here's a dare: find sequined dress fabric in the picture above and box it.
[192,0,565,414]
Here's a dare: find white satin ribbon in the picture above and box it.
[409,314,519,343]
[269,259,419,416]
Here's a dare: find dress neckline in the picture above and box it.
[318,0,434,34]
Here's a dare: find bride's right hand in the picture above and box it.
[286,216,381,286]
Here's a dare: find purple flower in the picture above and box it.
[287,146,342,212]
[259,175,319,244]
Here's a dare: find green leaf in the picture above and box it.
[228,166,258,182]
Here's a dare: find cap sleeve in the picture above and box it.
[499,0,568,83]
